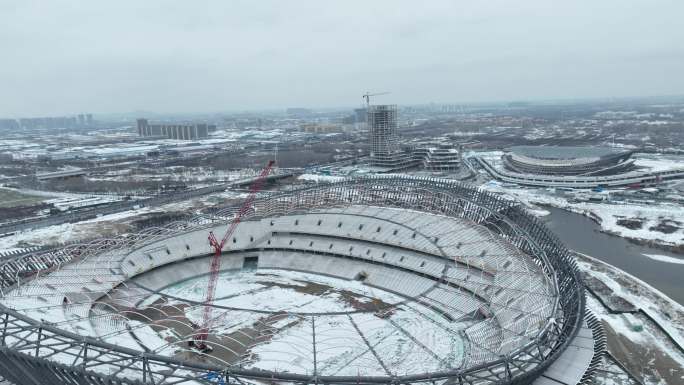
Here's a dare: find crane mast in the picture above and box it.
[191,160,275,352]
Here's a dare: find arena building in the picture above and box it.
[0,177,598,385]
[503,146,635,176]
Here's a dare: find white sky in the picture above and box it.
[1,0,683,116]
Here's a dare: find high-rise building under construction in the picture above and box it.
[368,105,415,169]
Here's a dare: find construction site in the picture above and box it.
[0,171,598,385]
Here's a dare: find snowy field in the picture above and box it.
[481,182,684,248]
[632,153,684,172]
[0,189,252,251]
[155,269,466,375]
[297,173,346,183]
[0,186,130,219]
[0,207,151,249]
[90,168,260,184]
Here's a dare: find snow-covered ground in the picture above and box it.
[163,269,404,311]
[569,202,684,246]
[297,173,346,183]
[642,254,684,265]
[579,256,684,347]
[481,181,684,248]
[0,206,153,249]
[633,154,684,172]
[91,168,259,184]
[0,188,254,251]
[1,186,129,205]
[576,252,684,384]
[157,269,466,375]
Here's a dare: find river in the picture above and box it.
[541,206,684,305]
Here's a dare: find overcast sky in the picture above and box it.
[1,0,683,116]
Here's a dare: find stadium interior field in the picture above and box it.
[0,178,586,385]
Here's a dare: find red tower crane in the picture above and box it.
[190,160,275,352]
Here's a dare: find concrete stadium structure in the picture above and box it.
[503,146,635,176]
[0,177,596,385]
[476,157,684,188]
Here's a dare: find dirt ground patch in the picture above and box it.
[0,188,47,208]
[615,217,644,230]
[112,273,397,367]
[649,219,681,234]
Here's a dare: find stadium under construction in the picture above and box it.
[0,177,600,385]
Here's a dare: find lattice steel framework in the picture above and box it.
[0,176,585,385]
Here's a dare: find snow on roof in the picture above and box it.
[509,146,629,160]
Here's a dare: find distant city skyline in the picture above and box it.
[1,0,683,116]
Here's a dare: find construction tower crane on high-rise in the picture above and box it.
[362,91,390,107]
[189,160,275,352]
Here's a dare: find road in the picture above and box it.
[0,172,294,235]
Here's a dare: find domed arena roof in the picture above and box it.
[508,146,630,160]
